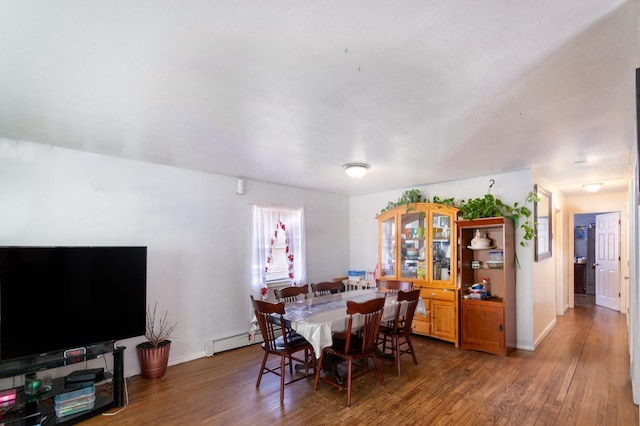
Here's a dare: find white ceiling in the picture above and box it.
[0,1,638,196]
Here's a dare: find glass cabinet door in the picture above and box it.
[431,212,452,281]
[380,216,396,278]
[400,210,426,281]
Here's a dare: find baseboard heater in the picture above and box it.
[205,332,263,357]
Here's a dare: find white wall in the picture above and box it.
[0,138,349,380]
[348,169,543,350]
[530,173,563,348]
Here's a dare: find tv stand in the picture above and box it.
[2,346,126,425]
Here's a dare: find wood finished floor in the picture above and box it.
[82,296,638,425]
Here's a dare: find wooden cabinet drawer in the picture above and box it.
[421,288,456,301]
[412,317,431,335]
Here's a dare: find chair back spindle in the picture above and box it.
[274,284,309,303]
[311,281,344,297]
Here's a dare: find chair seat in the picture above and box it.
[378,324,408,336]
[274,332,307,350]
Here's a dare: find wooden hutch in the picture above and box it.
[376,203,459,346]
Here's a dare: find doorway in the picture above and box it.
[573,211,621,311]
[574,214,595,296]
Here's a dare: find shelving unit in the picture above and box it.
[1,346,125,425]
[376,203,460,346]
[457,217,516,356]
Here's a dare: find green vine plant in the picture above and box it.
[435,192,538,247]
[384,190,537,247]
[380,189,427,213]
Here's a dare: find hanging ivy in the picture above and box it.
[382,188,537,247]
[380,189,427,213]
[435,192,537,247]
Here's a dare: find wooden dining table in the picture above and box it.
[282,289,400,359]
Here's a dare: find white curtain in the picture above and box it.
[251,203,306,296]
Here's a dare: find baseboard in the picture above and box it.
[533,318,557,349]
[516,342,535,351]
[204,332,263,357]
[169,352,203,366]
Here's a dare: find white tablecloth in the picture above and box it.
[283,290,400,358]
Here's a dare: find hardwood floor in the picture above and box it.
[82,297,637,425]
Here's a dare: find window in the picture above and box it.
[251,204,306,298]
[265,221,291,283]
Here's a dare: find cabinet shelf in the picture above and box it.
[457,217,516,356]
[461,296,504,305]
[465,246,497,250]
[462,266,504,271]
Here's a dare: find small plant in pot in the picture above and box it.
[137,302,177,379]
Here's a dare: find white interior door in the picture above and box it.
[595,212,620,311]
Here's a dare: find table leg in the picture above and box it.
[320,354,344,385]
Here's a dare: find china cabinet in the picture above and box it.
[457,217,516,356]
[376,203,459,345]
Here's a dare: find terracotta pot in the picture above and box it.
[137,340,171,379]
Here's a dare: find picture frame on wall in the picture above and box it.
[534,184,552,261]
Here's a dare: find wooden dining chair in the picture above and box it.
[274,284,309,303]
[377,289,420,376]
[250,296,314,403]
[313,297,386,406]
[311,281,344,297]
[376,279,413,292]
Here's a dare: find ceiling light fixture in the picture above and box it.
[343,162,369,179]
[582,183,603,192]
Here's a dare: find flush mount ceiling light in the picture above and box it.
[343,163,369,179]
[582,183,604,192]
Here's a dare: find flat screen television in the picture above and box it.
[0,246,147,371]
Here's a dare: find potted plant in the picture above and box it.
[137,302,177,379]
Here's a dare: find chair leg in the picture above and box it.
[394,336,401,376]
[371,354,385,386]
[280,354,286,403]
[405,335,418,364]
[346,358,353,407]
[381,333,389,354]
[256,351,269,387]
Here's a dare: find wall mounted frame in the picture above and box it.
[534,184,552,261]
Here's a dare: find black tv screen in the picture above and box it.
[0,246,147,362]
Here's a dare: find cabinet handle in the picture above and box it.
[431,293,436,297]
[499,324,504,332]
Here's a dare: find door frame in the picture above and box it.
[595,211,622,311]
[568,209,626,311]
